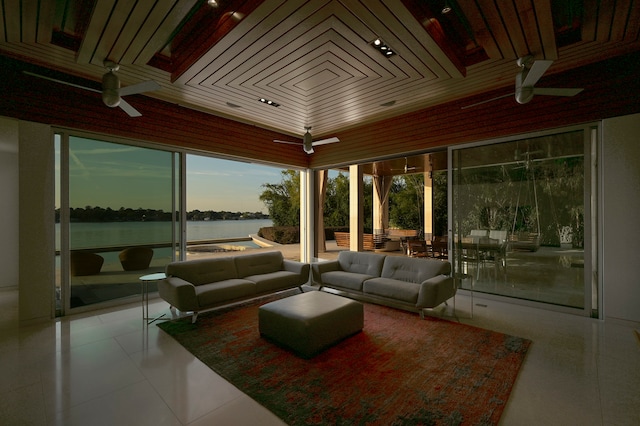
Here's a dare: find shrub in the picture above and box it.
[258,226,300,244]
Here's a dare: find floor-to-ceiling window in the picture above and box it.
[450,125,597,315]
[56,133,179,313]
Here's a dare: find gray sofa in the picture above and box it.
[158,251,310,323]
[312,251,454,318]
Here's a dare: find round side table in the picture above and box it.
[139,272,167,324]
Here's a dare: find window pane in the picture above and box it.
[67,136,173,308]
[451,130,586,309]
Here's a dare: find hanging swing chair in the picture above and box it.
[509,153,541,252]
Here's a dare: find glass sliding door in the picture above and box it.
[62,135,179,310]
[450,127,596,314]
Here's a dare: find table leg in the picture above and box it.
[141,279,166,325]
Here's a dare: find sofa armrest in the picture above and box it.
[157,276,199,312]
[282,259,311,285]
[311,260,340,285]
[416,275,455,308]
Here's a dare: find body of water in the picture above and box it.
[56,219,273,250]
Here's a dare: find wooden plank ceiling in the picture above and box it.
[0,0,639,167]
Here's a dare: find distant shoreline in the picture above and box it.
[55,219,274,252]
[56,207,269,223]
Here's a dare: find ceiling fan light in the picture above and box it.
[102,91,120,107]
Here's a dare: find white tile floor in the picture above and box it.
[1,287,638,426]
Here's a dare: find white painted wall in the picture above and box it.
[602,113,640,323]
[0,117,19,289]
[18,121,55,324]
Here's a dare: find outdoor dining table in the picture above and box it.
[456,238,508,280]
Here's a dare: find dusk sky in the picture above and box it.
[186,155,283,213]
[59,136,287,213]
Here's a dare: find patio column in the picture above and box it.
[349,164,364,251]
[300,169,314,263]
[314,169,328,255]
[424,170,433,239]
[373,175,393,235]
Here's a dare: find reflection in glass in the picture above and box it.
[67,136,174,308]
[451,131,586,309]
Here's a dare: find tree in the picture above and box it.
[260,170,374,232]
[259,170,300,226]
[432,171,448,236]
[324,172,350,227]
[389,174,425,234]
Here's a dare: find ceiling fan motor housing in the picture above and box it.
[515,70,534,104]
[303,128,314,154]
[102,71,121,107]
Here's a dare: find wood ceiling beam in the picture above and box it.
[36,0,56,44]
[495,0,529,58]
[611,0,633,41]
[475,0,516,58]
[533,0,557,60]
[3,0,21,42]
[76,0,117,64]
[128,0,198,65]
[168,0,265,82]
[457,0,502,59]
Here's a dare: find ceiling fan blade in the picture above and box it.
[273,139,301,145]
[23,71,101,93]
[533,87,584,97]
[461,93,513,109]
[119,80,161,97]
[118,98,142,117]
[522,60,553,87]
[312,137,340,146]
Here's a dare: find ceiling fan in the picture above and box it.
[462,56,583,108]
[273,126,339,154]
[392,157,418,174]
[23,60,161,117]
[515,56,583,104]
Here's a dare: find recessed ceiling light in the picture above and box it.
[208,0,218,7]
[371,38,396,58]
[380,100,396,107]
[226,102,241,108]
[259,98,280,107]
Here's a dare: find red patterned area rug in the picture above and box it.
[158,295,531,425]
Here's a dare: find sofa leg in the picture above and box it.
[420,309,425,320]
[191,312,198,324]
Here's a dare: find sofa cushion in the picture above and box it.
[321,270,374,291]
[194,279,255,307]
[246,271,302,293]
[380,256,450,283]
[363,278,420,304]
[235,251,283,278]
[337,251,386,276]
[166,257,238,286]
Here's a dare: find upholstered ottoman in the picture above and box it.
[259,291,364,358]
